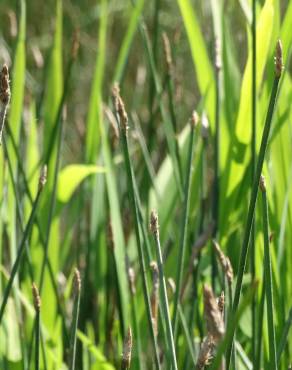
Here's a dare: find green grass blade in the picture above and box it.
[260,176,278,370]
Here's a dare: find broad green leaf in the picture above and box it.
[227,0,274,197]
[57,164,105,203]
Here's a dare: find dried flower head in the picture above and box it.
[203,284,225,342]
[0,64,11,144]
[150,210,159,236]
[73,268,81,295]
[32,283,41,312]
[217,291,225,318]
[259,174,266,192]
[112,84,129,133]
[0,65,10,106]
[38,165,47,190]
[121,327,132,370]
[196,335,214,369]
[162,32,173,76]
[275,39,283,78]
[212,240,234,284]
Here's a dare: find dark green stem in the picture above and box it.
[261,183,278,370]
[226,72,281,369]
[172,121,196,338]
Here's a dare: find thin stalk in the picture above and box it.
[32,283,41,370]
[251,0,257,363]
[150,211,178,370]
[113,91,161,370]
[38,108,64,291]
[260,176,278,370]
[226,40,283,369]
[277,306,292,365]
[178,304,196,367]
[6,122,69,341]
[255,275,265,370]
[69,269,81,370]
[0,168,46,324]
[172,113,198,338]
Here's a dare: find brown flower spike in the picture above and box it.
[0,64,11,144]
[275,39,283,78]
[121,327,132,370]
[203,284,225,343]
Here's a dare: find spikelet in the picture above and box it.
[203,284,225,343]
[274,39,283,78]
[196,335,214,369]
[150,210,159,237]
[212,240,234,284]
[32,283,41,313]
[121,327,132,370]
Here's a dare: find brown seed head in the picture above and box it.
[73,268,81,294]
[259,174,266,192]
[121,327,132,370]
[217,291,225,318]
[112,84,128,133]
[196,335,214,369]
[150,210,159,236]
[212,240,234,284]
[32,283,41,312]
[275,39,283,78]
[0,64,11,106]
[38,165,47,190]
[190,111,200,128]
[203,284,225,342]
[162,32,173,76]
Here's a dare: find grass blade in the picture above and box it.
[69,269,81,370]
[226,40,283,369]
[260,175,277,370]
[150,211,178,370]
[172,113,198,337]
[0,166,46,324]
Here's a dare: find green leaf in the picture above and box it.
[57,164,105,203]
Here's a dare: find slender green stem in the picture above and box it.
[251,0,257,363]
[69,269,81,370]
[0,186,43,324]
[255,275,265,370]
[178,304,196,367]
[172,119,196,338]
[261,180,278,370]
[151,215,178,370]
[226,67,281,369]
[277,306,292,365]
[115,100,161,370]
